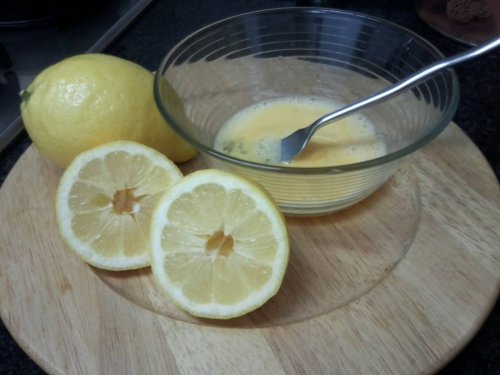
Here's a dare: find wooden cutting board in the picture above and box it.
[0,123,499,375]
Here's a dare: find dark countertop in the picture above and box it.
[0,0,498,374]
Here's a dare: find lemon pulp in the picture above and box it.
[56,141,183,270]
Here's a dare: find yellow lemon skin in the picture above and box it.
[21,53,196,168]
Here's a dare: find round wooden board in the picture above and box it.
[1,124,499,375]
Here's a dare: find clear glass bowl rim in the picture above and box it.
[154,7,460,175]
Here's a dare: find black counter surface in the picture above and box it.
[0,0,498,374]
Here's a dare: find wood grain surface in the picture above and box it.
[0,123,498,375]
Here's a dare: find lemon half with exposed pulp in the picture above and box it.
[55,141,183,270]
[150,169,289,319]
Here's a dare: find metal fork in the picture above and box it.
[279,36,500,163]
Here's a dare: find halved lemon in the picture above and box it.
[150,169,289,319]
[55,141,183,270]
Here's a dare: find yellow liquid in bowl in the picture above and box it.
[214,96,386,167]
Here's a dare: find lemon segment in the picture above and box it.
[55,141,184,270]
[150,169,289,319]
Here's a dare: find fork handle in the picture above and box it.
[310,36,500,132]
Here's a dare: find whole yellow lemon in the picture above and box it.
[20,53,196,168]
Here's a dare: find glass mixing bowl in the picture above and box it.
[154,7,459,216]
